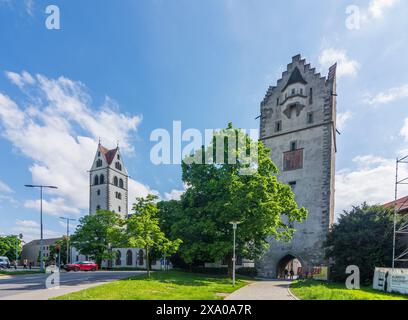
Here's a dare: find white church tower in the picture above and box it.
[89,142,129,217]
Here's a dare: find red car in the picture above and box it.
[64,261,98,272]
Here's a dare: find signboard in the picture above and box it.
[312,266,329,281]
[373,268,408,295]
[283,149,303,171]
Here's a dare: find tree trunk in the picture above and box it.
[146,246,150,278]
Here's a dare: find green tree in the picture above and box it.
[48,237,68,265]
[127,195,182,277]
[70,210,124,268]
[325,203,408,285]
[160,124,307,276]
[0,235,22,262]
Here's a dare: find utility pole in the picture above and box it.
[229,221,243,287]
[60,217,76,264]
[25,185,58,272]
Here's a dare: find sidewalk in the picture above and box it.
[226,280,298,300]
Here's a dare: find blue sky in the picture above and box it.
[0,0,408,241]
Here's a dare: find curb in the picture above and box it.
[287,287,300,300]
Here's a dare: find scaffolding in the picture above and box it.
[392,155,408,270]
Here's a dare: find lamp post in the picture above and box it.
[60,217,76,265]
[24,184,58,272]
[229,221,242,287]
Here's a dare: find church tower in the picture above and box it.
[258,54,337,277]
[89,142,129,217]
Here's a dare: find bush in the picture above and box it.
[236,267,258,277]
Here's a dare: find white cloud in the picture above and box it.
[0,71,150,218]
[319,48,360,78]
[13,219,62,242]
[0,180,13,193]
[128,179,159,212]
[368,0,399,19]
[337,111,353,131]
[364,83,408,105]
[164,189,184,201]
[335,154,408,216]
[24,198,81,217]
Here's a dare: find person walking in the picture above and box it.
[290,269,294,280]
[284,268,289,279]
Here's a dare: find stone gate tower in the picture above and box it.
[89,142,129,218]
[257,54,337,277]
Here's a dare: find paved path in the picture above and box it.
[226,280,297,300]
[0,271,144,300]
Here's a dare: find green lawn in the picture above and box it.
[290,280,408,300]
[53,271,251,300]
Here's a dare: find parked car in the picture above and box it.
[0,256,11,269]
[63,261,98,272]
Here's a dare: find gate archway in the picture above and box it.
[277,254,303,279]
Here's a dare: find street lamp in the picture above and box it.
[229,221,243,287]
[60,217,76,264]
[24,184,58,272]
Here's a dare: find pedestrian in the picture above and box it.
[23,259,28,269]
[29,261,32,270]
[284,268,289,279]
[290,269,294,280]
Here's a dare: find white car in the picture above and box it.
[0,256,11,269]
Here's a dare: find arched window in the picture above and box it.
[114,176,118,186]
[96,205,101,211]
[96,159,102,168]
[126,250,133,266]
[115,162,122,171]
[119,179,124,188]
[115,250,121,266]
[138,249,144,266]
[100,174,105,184]
[94,175,99,185]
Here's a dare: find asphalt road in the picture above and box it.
[0,271,144,300]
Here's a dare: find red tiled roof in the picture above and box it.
[383,196,408,214]
[99,144,118,165]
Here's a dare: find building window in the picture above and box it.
[99,174,105,184]
[309,88,313,104]
[126,250,133,266]
[291,88,296,95]
[115,251,121,266]
[98,151,101,157]
[119,179,124,189]
[307,112,314,124]
[94,175,99,185]
[276,98,279,106]
[115,192,122,200]
[96,205,101,211]
[300,88,303,95]
[289,181,297,190]
[290,141,297,151]
[117,154,120,160]
[115,162,122,171]
[114,176,118,186]
[118,206,121,213]
[138,249,144,266]
[97,189,100,196]
[275,121,282,133]
[96,159,102,168]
